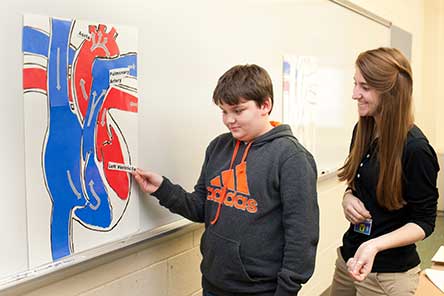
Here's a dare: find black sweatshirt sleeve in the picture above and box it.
[150,144,212,223]
[403,139,440,237]
[274,152,319,296]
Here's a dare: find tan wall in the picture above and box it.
[426,0,444,151]
[2,1,441,296]
[425,0,444,214]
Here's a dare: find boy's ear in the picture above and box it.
[261,97,273,115]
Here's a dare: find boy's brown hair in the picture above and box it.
[213,64,274,114]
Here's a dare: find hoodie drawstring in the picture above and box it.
[210,140,253,225]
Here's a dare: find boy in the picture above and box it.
[133,64,319,296]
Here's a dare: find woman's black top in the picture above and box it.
[341,125,439,272]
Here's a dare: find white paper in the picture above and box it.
[425,268,444,293]
[432,246,444,263]
[108,161,136,173]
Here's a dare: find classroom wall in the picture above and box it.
[425,0,444,151]
[424,0,444,212]
[1,1,441,296]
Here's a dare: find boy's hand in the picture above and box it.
[342,192,371,224]
[132,169,163,194]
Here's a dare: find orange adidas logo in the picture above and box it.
[207,162,258,214]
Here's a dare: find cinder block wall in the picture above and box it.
[2,224,205,296]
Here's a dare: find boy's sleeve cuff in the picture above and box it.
[151,177,174,199]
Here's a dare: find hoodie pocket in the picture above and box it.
[201,228,255,288]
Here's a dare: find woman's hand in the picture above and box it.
[342,191,372,224]
[132,169,163,194]
[347,240,379,281]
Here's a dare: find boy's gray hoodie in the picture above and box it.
[152,124,319,296]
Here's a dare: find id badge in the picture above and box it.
[354,219,372,235]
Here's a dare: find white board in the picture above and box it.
[0,0,390,288]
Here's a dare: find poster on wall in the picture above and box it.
[22,14,139,266]
[282,55,319,156]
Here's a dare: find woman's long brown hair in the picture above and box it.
[338,48,414,211]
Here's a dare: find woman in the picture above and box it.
[330,47,439,295]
